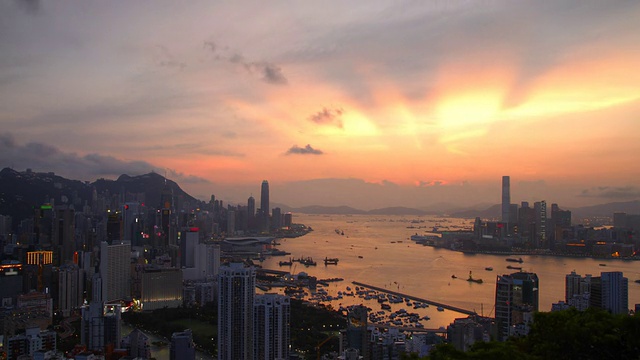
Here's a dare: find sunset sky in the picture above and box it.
[1,1,640,209]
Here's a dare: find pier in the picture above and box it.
[352,281,477,316]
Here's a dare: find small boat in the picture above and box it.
[467,271,483,284]
[437,306,444,312]
[358,255,364,259]
[507,265,522,270]
[635,280,640,284]
[451,274,457,279]
[599,263,607,267]
[506,257,524,263]
[485,267,493,271]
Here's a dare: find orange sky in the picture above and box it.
[1,1,640,208]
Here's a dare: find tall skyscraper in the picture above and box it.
[534,201,547,248]
[260,180,270,231]
[495,271,539,341]
[590,271,628,314]
[248,196,256,230]
[100,241,131,303]
[254,294,290,360]
[501,176,510,228]
[218,262,256,360]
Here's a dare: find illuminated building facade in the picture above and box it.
[138,266,183,311]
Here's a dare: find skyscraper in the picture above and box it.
[100,241,131,303]
[260,180,270,231]
[501,176,510,228]
[565,271,591,311]
[254,294,290,360]
[495,271,539,341]
[218,262,256,360]
[590,271,628,314]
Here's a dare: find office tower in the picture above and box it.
[501,176,510,226]
[248,196,256,230]
[590,271,628,314]
[218,262,256,360]
[534,201,547,248]
[54,263,85,317]
[34,204,54,247]
[81,276,122,352]
[254,294,290,360]
[121,202,143,246]
[55,206,75,266]
[495,272,539,341]
[180,229,199,268]
[565,271,591,311]
[227,210,236,236]
[121,328,151,359]
[170,329,196,360]
[261,180,270,231]
[100,241,131,303]
[272,207,282,230]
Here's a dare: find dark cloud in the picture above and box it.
[154,45,186,70]
[579,186,640,199]
[309,107,344,128]
[0,133,210,184]
[14,0,39,14]
[417,180,445,187]
[286,144,324,155]
[203,40,288,85]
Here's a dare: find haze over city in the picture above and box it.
[2,1,640,209]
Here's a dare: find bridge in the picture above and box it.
[352,281,477,316]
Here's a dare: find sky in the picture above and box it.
[1,1,640,210]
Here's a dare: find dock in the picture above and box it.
[352,281,477,316]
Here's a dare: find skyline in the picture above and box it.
[1,1,640,209]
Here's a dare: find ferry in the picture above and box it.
[506,257,524,263]
[485,267,493,271]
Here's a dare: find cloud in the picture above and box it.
[154,45,186,70]
[0,133,210,184]
[286,144,324,155]
[578,186,640,199]
[309,107,344,128]
[13,0,40,14]
[203,40,288,85]
[416,180,446,187]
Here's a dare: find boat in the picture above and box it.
[485,267,493,271]
[467,271,483,284]
[437,306,444,312]
[507,265,522,270]
[635,280,640,284]
[599,263,607,267]
[358,255,364,259]
[324,257,339,265]
[278,260,292,266]
[506,257,524,263]
[381,303,391,310]
[451,274,457,279]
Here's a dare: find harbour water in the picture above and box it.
[262,214,640,328]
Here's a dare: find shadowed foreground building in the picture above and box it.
[495,271,539,341]
[218,262,256,360]
[254,294,290,360]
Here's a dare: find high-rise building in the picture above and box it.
[248,196,256,230]
[254,294,290,360]
[501,176,510,227]
[218,262,256,360]
[54,207,75,266]
[170,329,196,360]
[100,241,131,303]
[54,263,85,317]
[260,180,270,231]
[565,271,591,311]
[137,266,183,311]
[534,201,547,248]
[81,291,122,353]
[495,271,539,341]
[590,271,628,314]
[180,229,199,269]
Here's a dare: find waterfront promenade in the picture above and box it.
[352,281,477,316]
